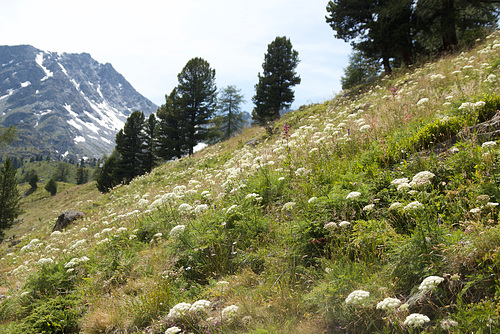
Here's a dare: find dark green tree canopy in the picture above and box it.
[156,88,186,160]
[177,57,217,155]
[217,85,246,141]
[252,36,301,125]
[0,158,20,240]
[45,178,57,196]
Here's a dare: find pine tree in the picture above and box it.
[252,36,301,125]
[177,57,217,155]
[114,110,147,183]
[217,85,246,140]
[143,114,157,173]
[95,154,119,193]
[76,167,89,185]
[45,178,57,196]
[0,158,20,240]
[156,88,186,160]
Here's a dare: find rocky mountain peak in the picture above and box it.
[0,45,158,159]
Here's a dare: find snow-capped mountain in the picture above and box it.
[0,45,157,158]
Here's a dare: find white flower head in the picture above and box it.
[282,201,296,211]
[164,326,182,334]
[404,201,424,211]
[346,191,361,200]
[221,305,239,321]
[167,302,192,320]
[391,178,409,186]
[308,197,318,204]
[404,313,430,328]
[440,318,458,330]
[389,202,403,210]
[345,290,370,305]
[482,141,497,149]
[376,297,401,310]
[339,221,351,227]
[416,98,429,106]
[169,225,186,239]
[324,222,337,230]
[189,299,211,313]
[419,275,444,291]
[363,204,375,212]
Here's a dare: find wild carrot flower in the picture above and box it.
[308,197,318,204]
[164,326,182,334]
[169,225,186,239]
[417,98,429,106]
[440,318,458,330]
[404,313,430,328]
[419,275,444,291]
[389,202,403,210]
[345,290,370,305]
[346,191,361,199]
[189,299,211,313]
[324,222,337,230]
[404,201,424,211]
[178,203,192,213]
[482,141,497,149]
[359,124,371,132]
[194,204,208,214]
[339,221,351,227]
[363,204,375,211]
[221,305,239,321]
[282,202,296,211]
[376,297,401,310]
[391,178,409,186]
[167,302,191,320]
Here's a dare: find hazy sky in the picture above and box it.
[0,0,351,112]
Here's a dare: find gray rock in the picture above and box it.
[52,210,84,232]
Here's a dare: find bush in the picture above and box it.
[44,178,57,196]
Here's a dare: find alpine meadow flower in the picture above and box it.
[363,204,375,212]
[339,221,351,227]
[404,201,424,211]
[419,275,444,291]
[164,326,182,334]
[440,318,458,330]
[221,305,239,321]
[376,297,401,310]
[308,196,318,204]
[169,225,186,239]
[416,97,429,106]
[178,203,192,213]
[189,299,211,313]
[389,202,403,210]
[282,201,296,211]
[482,141,497,149]
[346,191,361,200]
[345,289,370,305]
[167,302,192,320]
[391,178,409,186]
[404,313,430,328]
[324,222,337,230]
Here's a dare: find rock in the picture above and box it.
[52,210,84,232]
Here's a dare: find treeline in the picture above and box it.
[326,0,500,89]
[96,37,301,193]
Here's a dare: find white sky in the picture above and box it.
[0,0,351,112]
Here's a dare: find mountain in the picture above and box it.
[0,45,158,159]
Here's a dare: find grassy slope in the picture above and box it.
[2,32,500,333]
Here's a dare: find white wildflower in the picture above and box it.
[339,221,351,227]
[487,74,497,83]
[295,167,308,176]
[376,297,401,310]
[282,202,296,211]
[482,141,497,149]
[487,202,499,207]
[359,124,371,132]
[363,204,375,211]
[194,204,208,214]
[169,225,186,239]
[221,305,239,321]
[470,207,481,214]
[404,201,424,211]
[36,257,54,266]
[178,203,192,213]
[391,178,409,186]
[346,191,361,200]
[404,313,430,328]
[416,98,429,106]
[419,275,444,291]
[413,171,435,181]
[226,204,238,214]
[389,202,403,210]
[245,193,260,200]
[440,318,458,330]
[167,302,192,320]
[189,299,211,313]
[308,197,318,204]
[164,326,182,334]
[345,290,370,305]
[324,222,337,230]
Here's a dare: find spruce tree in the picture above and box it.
[96,154,119,193]
[252,36,301,125]
[0,158,20,240]
[143,113,157,173]
[45,178,57,196]
[177,57,217,155]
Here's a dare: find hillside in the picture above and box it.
[0,45,157,159]
[2,32,500,333]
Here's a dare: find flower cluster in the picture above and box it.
[167,302,192,320]
[376,297,401,310]
[404,313,430,328]
[419,275,444,291]
[346,191,361,200]
[345,289,370,305]
[164,326,182,334]
[169,225,186,239]
[221,304,239,321]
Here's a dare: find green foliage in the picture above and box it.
[0,158,20,241]
[75,167,89,185]
[211,85,246,142]
[44,178,57,196]
[28,172,38,189]
[52,162,74,183]
[252,36,301,124]
[341,50,380,90]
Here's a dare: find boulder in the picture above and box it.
[52,210,84,232]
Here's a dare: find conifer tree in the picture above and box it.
[156,88,186,160]
[217,85,246,141]
[177,57,217,155]
[0,158,20,241]
[45,178,57,196]
[95,154,119,193]
[252,36,301,125]
[114,110,147,183]
[143,113,157,173]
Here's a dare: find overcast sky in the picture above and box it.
[0,0,351,112]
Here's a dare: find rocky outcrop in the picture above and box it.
[52,210,85,232]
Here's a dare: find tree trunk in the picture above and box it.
[441,0,458,51]
[382,56,392,75]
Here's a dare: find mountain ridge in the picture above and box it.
[0,45,158,159]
